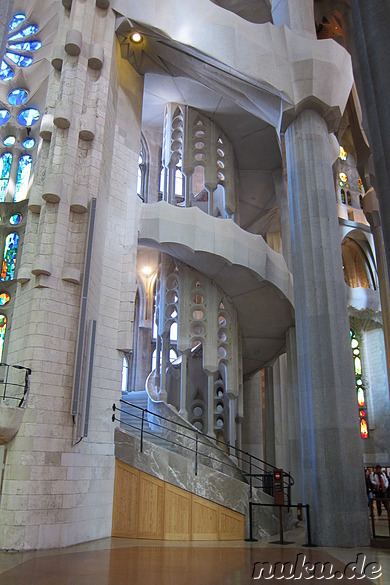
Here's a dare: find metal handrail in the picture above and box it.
[0,362,31,407]
[112,398,294,498]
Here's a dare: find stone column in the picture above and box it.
[264,365,276,468]
[286,326,303,503]
[347,1,390,276]
[227,392,236,454]
[241,373,264,472]
[179,349,188,418]
[159,332,169,401]
[284,108,369,547]
[271,0,316,38]
[363,189,390,397]
[207,374,215,437]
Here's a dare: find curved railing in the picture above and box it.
[0,363,31,445]
[112,398,294,501]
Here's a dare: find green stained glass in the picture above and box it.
[14,154,32,202]
[0,153,13,202]
[1,232,19,281]
[354,356,362,376]
[0,314,6,362]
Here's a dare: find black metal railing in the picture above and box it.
[112,398,294,502]
[0,362,31,407]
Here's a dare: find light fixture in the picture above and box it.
[142,266,152,276]
[130,32,143,44]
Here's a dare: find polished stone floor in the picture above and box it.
[0,526,389,584]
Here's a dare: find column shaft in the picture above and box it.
[285,108,369,546]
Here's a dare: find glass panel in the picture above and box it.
[354,356,362,376]
[9,14,26,32]
[3,136,15,146]
[8,88,29,106]
[22,138,35,149]
[9,213,22,225]
[9,24,39,41]
[8,40,42,52]
[18,108,40,127]
[0,61,14,81]
[14,154,32,201]
[5,52,33,67]
[0,153,13,202]
[0,315,6,361]
[0,110,10,126]
[339,146,347,161]
[0,293,10,306]
[357,387,365,407]
[1,232,19,281]
[360,418,368,439]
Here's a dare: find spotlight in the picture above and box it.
[130,32,143,44]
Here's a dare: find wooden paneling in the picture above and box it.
[112,460,139,537]
[138,471,164,539]
[219,506,245,540]
[191,495,219,541]
[164,483,191,540]
[112,460,245,541]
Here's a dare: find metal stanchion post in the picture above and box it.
[245,502,258,542]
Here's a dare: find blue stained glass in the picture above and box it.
[18,108,40,127]
[9,14,26,32]
[22,138,35,149]
[5,52,33,67]
[0,61,14,81]
[0,153,12,202]
[9,24,39,41]
[8,88,29,106]
[3,136,15,146]
[8,40,42,52]
[0,110,10,126]
[1,233,19,281]
[9,213,23,226]
[14,154,32,202]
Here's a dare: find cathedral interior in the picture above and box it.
[0,0,390,569]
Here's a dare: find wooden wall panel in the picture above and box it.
[112,460,139,537]
[112,460,245,541]
[164,483,191,540]
[137,471,164,539]
[219,506,245,540]
[191,495,219,540]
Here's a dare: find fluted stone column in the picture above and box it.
[363,189,390,397]
[285,108,370,547]
[179,349,189,418]
[348,1,390,276]
[264,365,276,468]
[241,373,264,471]
[286,327,303,503]
[227,392,236,454]
[207,374,215,438]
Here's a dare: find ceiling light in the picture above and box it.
[142,266,152,276]
[130,32,143,44]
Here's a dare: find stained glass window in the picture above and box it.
[0,292,10,306]
[9,213,22,225]
[1,15,41,82]
[0,61,14,81]
[14,154,32,202]
[0,315,6,362]
[5,52,33,67]
[22,138,35,149]
[18,108,40,126]
[9,14,26,31]
[339,146,347,161]
[0,153,13,202]
[0,110,10,126]
[351,330,368,438]
[8,88,29,106]
[339,172,348,183]
[1,232,19,281]
[3,136,15,146]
